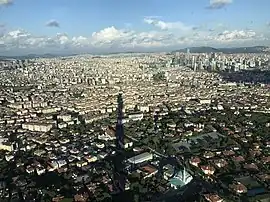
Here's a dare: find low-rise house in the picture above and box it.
[36,166,46,175]
[26,165,35,174]
[76,161,88,168]
[84,155,98,163]
[203,193,223,202]
[138,164,158,179]
[243,163,259,171]
[233,156,245,163]
[261,156,270,164]
[213,159,228,168]
[189,157,201,167]
[229,182,247,194]
[201,165,215,175]
[204,151,215,159]
[223,150,235,156]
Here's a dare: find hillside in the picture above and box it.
[173,46,269,54]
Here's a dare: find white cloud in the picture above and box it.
[131,31,176,48]
[56,33,69,44]
[72,36,90,47]
[207,0,233,9]
[8,30,30,38]
[213,30,257,42]
[90,27,178,49]
[91,26,134,47]
[143,17,193,31]
[0,25,268,55]
[0,0,12,6]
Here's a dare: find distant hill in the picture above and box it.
[1,46,269,60]
[219,46,269,54]
[0,53,71,60]
[173,46,270,54]
[174,46,220,53]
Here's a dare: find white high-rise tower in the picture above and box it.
[192,55,196,71]
[142,65,145,80]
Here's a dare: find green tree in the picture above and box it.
[153,72,166,82]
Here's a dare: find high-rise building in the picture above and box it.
[142,65,145,80]
[194,62,197,72]
[192,55,196,71]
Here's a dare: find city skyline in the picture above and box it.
[1,22,270,200]
[0,0,270,55]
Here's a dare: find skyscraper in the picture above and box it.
[192,55,196,71]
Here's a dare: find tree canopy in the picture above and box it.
[153,72,166,82]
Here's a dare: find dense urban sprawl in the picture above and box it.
[0,52,270,202]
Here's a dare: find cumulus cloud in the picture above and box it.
[90,26,177,49]
[267,22,270,27]
[91,26,134,46]
[46,20,60,28]
[0,25,268,55]
[207,0,233,9]
[209,30,259,43]
[72,36,90,47]
[143,17,194,31]
[0,0,13,6]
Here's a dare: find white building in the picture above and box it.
[128,113,144,121]
[127,152,153,164]
[57,114,72,122]
[0,137,12,151]
[22,123,53,132]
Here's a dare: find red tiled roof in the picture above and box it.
[140,165,157,174]
[204,194,223,202]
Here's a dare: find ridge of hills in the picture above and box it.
[0,46,269,60]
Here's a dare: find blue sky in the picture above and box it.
[0,0,270,55]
